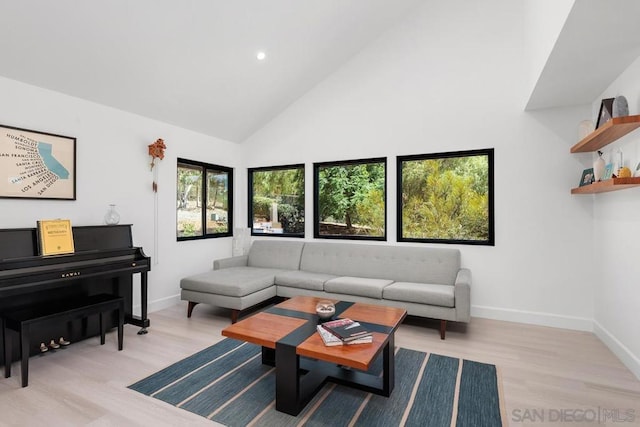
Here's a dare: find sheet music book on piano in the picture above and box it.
[36,219,75,256]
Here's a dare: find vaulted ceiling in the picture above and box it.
[0,1,424,142]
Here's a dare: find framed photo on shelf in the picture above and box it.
[0,124,76,200]
[595,98,615,129]
[603,163,614,180]
[579,168,594,187]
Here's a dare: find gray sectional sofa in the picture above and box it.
[180,240,470,339]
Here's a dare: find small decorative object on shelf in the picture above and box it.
[579,168,594,187]
[603,163,614,180]
[315,300,336,321]
[596,98,615,129]
[104,204,120,225]
[613,95,629,118]
[616,148,624,175]
[593,151,605,182]
[578,119,595,140]
[618,166,632,178]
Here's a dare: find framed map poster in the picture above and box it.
[0,124,76,200]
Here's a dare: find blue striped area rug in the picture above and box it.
[129,338,505,426]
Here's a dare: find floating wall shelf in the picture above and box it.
[571,177,640,194]
[570,115,640,153]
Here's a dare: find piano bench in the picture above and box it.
[2,294,124,387]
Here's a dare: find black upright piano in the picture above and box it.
[0,224,150,363]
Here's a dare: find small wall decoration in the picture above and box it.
[148,138,166,192]
[595,98,614,129]
[0,124,76,200]
[579,168,594,187]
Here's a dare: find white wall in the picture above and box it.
[523,0,574,98]
[591,55,640,379]
[242,0,597,330]
[0,76,241,313]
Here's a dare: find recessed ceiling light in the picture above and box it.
[256,51,266,61]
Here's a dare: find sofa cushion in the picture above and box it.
[275,270,338,291]
[180,267,281,297]
[324,276,394,299]
[247,240,304,270]
[300,242,460,285]
[383,282,454,308]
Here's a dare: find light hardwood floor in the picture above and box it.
[0,302,638,426]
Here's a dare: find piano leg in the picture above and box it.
[137,271,149,335]
[3,319,10,379]
[20,324,29,387]
[126,271,151,334]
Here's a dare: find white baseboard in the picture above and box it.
[471,304,594,332]
[593,320,640,381]
[133,294,181,315]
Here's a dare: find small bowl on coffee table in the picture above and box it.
[315,300,336,322]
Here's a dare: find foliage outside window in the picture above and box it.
[177,158,233,240]
[397,149,494,245]
[314,158,386,240]
[248,164,305,237]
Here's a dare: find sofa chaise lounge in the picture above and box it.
[180,240,470,339]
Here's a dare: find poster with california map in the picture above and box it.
[0,125,76,200]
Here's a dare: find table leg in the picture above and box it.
[275,342,301,415]
[382,334,394,396]
[262,347,275,366]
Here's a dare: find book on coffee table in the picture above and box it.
[316,325,372,346]
[321,318,372,342]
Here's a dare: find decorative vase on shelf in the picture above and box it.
[593,151,605,182]
[104,204,120,225]
[578,120,595,140]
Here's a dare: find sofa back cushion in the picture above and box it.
[247,240,304,270]
[300,242,460,285]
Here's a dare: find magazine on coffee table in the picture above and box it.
[316,325,372,346]
[321,318,372,342]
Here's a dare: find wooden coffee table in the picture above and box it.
[221,296,407,415]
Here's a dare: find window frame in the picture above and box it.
[176,157,233,241]
[247,163,305,238]
[396,148,494,246]
[313,157,387,241]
